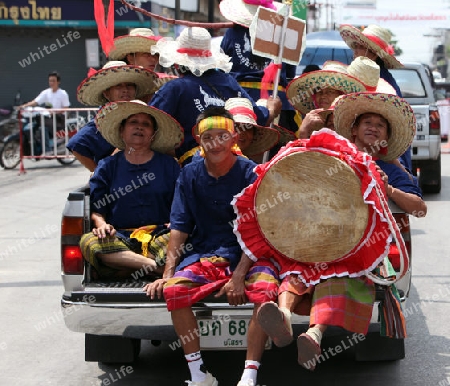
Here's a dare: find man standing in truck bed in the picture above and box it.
[145,107,279,386]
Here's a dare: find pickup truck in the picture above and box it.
[391,62,442,193]
[61,186,411,364]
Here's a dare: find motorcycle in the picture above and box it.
[0,107,85,169]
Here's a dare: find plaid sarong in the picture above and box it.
[310,278,375,334]
[163,256,280,311]
[80,227,170,278]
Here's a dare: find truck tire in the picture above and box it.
[419,154,441,194]
[85,334,141,364]
[355,332,405,361]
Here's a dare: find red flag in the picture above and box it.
[94,0,115,57]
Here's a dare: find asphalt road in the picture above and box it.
[0,155,449,386]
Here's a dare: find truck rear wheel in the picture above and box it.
[85,334,141,364]
[419,154,441,194]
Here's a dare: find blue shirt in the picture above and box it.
[149,70,270,159]
[170,156,257,271]
[377,160,422,198]
[378,62,412,172]
[67,119,115,165]
[221,24,296,111]
[90,151,180,232]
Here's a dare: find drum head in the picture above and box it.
[255,151,369,263]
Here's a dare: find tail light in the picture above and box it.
[429,109,440,136]
[61,216,84,275]
[388,213,411,271]
[62,245,84,274]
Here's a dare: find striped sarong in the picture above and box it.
[279,274,315,316]
[163,256,279,311]
[80,227,170,278]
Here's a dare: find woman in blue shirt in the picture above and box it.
[80,100,184,278]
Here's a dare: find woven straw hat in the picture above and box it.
[286,61,367,114]
[219,0,284,28]
[224,98,279,156]
[339,24,403,69]
[255,98,297,144]
[95,100,184,153]
[333,92,415,161]
[347,57,396,93]
[255,150,369,262]
[108,28,161,61]
[151,27,232,77]
[77,61,158,106]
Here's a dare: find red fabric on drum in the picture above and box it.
[232,129,395,286]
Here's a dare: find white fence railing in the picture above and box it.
[17,107,98,173]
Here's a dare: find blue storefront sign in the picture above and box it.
[0,0,153,27]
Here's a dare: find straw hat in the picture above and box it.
[108,28,161,61]
[317,57,396,121]
[95,100,184,153]
[255,98,297,144]
[286,61,367,114]
[339,24,403,69]
[346,56,397,93]
[224,98,280,156]
[254,150,369,262]
[333,92,416,161]
[151,27,232,77]
[219,0,284,28]
[77,61,158,106]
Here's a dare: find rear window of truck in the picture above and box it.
[390,69,427,98]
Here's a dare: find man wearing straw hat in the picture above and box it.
[339,24,413,172]
[225,97,280,163]
[67,61,158,172]
[144,107,279,386]
[108,28,176,103]
[287,59,368,139]
[149,27,282,166]
[80,99,183,278]
[108,28,162,72]
[254,92,426,371]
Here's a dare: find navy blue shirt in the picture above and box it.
[170,156,257,271]
[377,159,422,198]
[67,119,115,165]
[221,24,296,111]
[378,61,412,172]
[150,70,270,159]
[90,151,180,232]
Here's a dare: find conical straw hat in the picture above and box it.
[286,61,367,114]
[225,98,279,156]
[333,92,415,161]
[108,28,161,61]
[339,24,403,69]
[219,0,284,28]
[95,100,184,153]
[77,61,158,106]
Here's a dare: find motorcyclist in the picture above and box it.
[19,71,70,154]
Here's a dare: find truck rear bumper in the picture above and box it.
[61,297,384,339]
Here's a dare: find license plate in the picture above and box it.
[197,316,272,350]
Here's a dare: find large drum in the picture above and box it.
[233,129,400,285]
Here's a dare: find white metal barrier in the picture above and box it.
[18,107,98,173]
